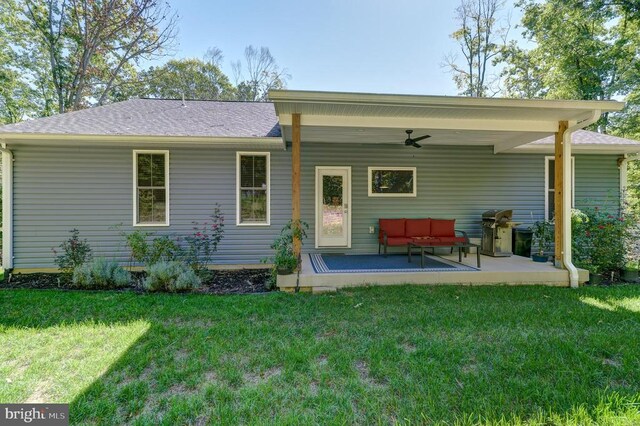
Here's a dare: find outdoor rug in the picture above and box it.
[309,253,478,273]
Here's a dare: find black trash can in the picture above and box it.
[512,228,533,258]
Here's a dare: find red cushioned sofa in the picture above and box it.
[378,218,469,256]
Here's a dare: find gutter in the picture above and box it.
[0,141,13,270]
[562,111,601,288]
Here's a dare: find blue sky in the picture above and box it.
[166,0,520,96]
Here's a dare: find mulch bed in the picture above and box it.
[2,269,272,294]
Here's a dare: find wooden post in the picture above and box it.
[292,113,301,257]
[554,121,568,265]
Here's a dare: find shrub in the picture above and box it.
[263,219,308,289]
[143,261,201,292]
[572,206,631,276]
[53,229,93,274]
[72,258,131,289]
[123,230,181,266]
[532,220,554,255]
[182,205,225,278]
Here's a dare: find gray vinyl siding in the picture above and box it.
[574,155,621,211]
[300,143,619,254]
[10,141,619,268]
[12,143,291,269]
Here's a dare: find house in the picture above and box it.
[0,90,636,289]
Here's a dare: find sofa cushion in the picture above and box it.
[385,237,413,246]
[405,218,431,237]
[431,219,456,237]
[379,219,406,238]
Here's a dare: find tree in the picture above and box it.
[142,58,236,101]
[609,90,640,139]
[0,0,41,123]
[444,0,509,97]
[231,46,289,101]
[497,42,546,99]
[505,0,640,131]
[15,0,177,113]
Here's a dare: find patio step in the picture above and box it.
[312,286,337,294]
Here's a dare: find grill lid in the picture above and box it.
[482,209,513,223]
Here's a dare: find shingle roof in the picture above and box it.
[0,98,281,138]
[527,129,640,146]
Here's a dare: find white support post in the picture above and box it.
[562,131,574,285]
[1,142,13,269]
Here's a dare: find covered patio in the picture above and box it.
[269,90,624,291]
[277,252,590,292]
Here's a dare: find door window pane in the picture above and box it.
[322,175,343,237]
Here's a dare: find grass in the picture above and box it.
[1,285,640,425]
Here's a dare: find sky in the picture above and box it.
[165,0,522,96]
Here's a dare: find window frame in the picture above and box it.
[236,151,271,226]
[133,150,170,227]
[544,156,575,221]
[367,166,417,197]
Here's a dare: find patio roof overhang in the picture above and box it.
[270,90,625,153]
[271,89,628,289]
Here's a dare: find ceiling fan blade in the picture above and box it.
[411,134,431,143]
[412,142,422,148]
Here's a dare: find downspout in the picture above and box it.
[0,140,13,270]
[562,110,601,288]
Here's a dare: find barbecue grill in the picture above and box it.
[480,209,516,257]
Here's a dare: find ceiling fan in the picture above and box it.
[404,129,431,148]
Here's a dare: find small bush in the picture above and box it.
[53,229,93,274]
[123,230,182,266]
[73,258,131,289]
[572,206,632,276]
[183,205,225,278]
[143,261,201,292]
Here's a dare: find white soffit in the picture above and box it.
[271,90,625,150]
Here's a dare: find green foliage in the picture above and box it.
[0,0,41,123]
[610,90,640,140]
[572,207,632,275]
[182,205,225,278]
[0,0,177,116]
[497,42,547,99]
[264,220,308,288]
[507,0,640,131]
[142,59,236,100]
[72,258,130,289]
[121,207,225,277]
[122,230,180,266]
[53,229,93,274]
[123,230,152,265]
[143,261,201,292]
[532,220,554,255]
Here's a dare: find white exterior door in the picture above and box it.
[316,167,351,248]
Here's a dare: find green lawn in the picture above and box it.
[1,286,640,425]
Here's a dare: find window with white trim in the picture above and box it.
[545,156,575,221]
[237,152,270,225]
[368,167,417,197]
[134,150,169,226]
